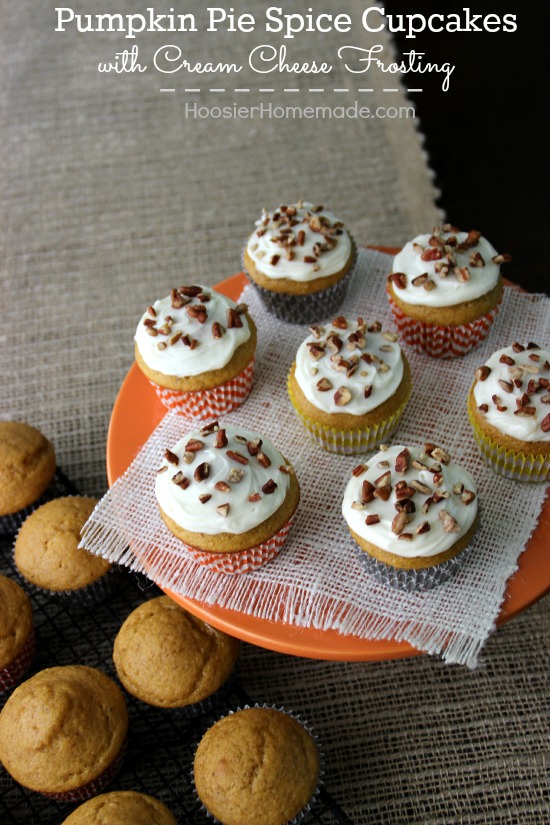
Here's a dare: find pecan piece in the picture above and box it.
[316,378,333,392]
[334,387,352,406]
[214,429,228,449]
[365,514,380,526]
[185,439,204,453]
[226,450,249,465]
[439,510,461,533]
[388,272,407,289]
[198,494,211,504]
[194,462,210,482]
[475,366,491,382]
[394,448,410,474]
[361,480,375,503]
[217,503,230,517]
[391,511,410,535]
[262,479,278,495]
[164,449,179,466]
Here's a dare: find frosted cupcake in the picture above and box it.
[468,342,550,481]
[288,316,412,454]
[387,225,509,357]
[243,200,356,324]
[342,444,479,590]
[155,421,300,574]
[135,285,257,418]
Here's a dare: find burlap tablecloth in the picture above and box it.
[2,2,549,823]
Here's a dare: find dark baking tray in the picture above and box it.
[0,469,353,825]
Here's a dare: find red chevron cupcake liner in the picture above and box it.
[387,295,501,358]
[39,737,127,802]
[151,358,255,419]
[0,629,35,694]
[184,516,295,574]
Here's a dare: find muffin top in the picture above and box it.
[0,665,128,794]
[294,316,405,416]
[342,444,478,559]
[155,421,293,536]
[0,421,56,516]
[390,225,508,307]
[61,791,178,825]
[134,285,252,378]
[246,200,353,283]
[14,497,111,591]
[194,707,320,825]
[113,595,239,707]
[0,574,33,670]
[472,343,550,442]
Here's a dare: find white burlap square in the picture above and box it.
[82,249,550,667]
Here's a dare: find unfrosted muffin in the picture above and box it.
[61,791,178,825]
[14,497,112,598]
[0,574,35,693]
[155,421,300,573]
[194,707,320,825]
[0,421,56,533]
[243,200,356,324]
[288,315,412,454]
[0,665,128,800]
[113,595,239,708]
[135,284,257,418]
[468,342,550,481]
[342,444,479,590]
[387,225,509,357]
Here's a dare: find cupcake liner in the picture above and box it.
[0,467,81,537]
[287,372,410,455]
[151,357,255,419]
[387,292,501,358]
[468,400,550,482]
[243,239,357,326]
[192,704,323,825]
[39,736,127,802]
[0,628,35,695]
[183,516,295,574]
[353,540,474,592]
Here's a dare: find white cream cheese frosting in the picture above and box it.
[246,200,353,283]
[135,286,251,377]
[155,422,292,536]
[295,317,404,416]
[472,343,550,442]
[390,226,508,307]
[342,444,478,558]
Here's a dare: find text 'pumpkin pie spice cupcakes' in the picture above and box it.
[387,225,509,357]
[342,444,479,590]
[155,421,300,574]
[0,665,128,801]
[0,575,35,694]
[134,284,257,419]
[14,497,113,602]
[0,421,57,535]
[468,342,550,481]
[113,595,239,711]
[193,706,321,825]
[61,791,179,825]
[243,200,356,324]
[288,316,412,454]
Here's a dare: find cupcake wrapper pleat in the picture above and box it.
[468,400,550,482]
[183,516,295,575]
[0,628,35,694]
[151,358,255,419]
[38,737,127,801]
[354,542,473,592]
[287,373,409,455]
[387,293,501,358]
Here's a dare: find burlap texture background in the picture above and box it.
[2,2,549,823]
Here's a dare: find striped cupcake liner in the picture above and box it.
[287,373,410,455]
[39,737,127,802]
[0,628,35,694]
[387,293,501,358]
[151,358,255,419]
[183,516,295,574]
[468,400,550,482]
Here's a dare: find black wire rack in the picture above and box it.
[0,469,354,825]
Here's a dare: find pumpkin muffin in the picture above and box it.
[14,496,112,598]
[134,284,257,418]
[0,665,128,800]
[194,706,321,825]
[155,421,300,574]
[468,342,550,481]
[113,595,239,708]
[387,224,509,357]
[0,574,35,693]
[61,791,178,825]
[0,421,56,533]
[288,315,412,454]
[243,199,356,324]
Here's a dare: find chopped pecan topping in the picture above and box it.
[198,494,211,504]
[247,439,263,457]
[228,468,244,483]
[394,448,410,474]
[334,386,352,406]
[217,503,230,517]
[227,308,243,329]
[171,472,189,490]
[365,514,380,526]
[316,378,333,392]
[257,452,271,469]
[194,462,210,482]
[391,511,410,535]
[475,366,491,382]
[416,521,431,535]
[361,480,375,503]
[262,479,277,495]
[212,321,224,339]
[226,450,248,465]
[439,510,460,533]
[374,470,391,488]
[185,439,204,453]
[214,480,231,493]
[388,272,407,289]
[214,429,228,449]
[164,449,179,466]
